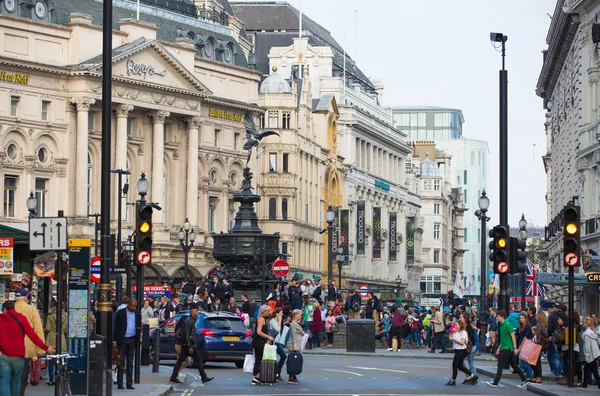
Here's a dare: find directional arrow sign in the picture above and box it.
[29,217,68,251]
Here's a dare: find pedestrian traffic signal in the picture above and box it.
[509,237,527,274]
[135,202,153,265]
[446,290,454,306]
[490,225,510,274]
[486,294,493,309]
[563,203,580,267]
[119,252,128,268]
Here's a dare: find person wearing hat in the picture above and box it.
[14,287,45,396]
[170,302,213,385]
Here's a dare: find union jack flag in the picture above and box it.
[525,258,548,297]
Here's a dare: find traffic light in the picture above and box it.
[489,225,510,274]
[135,202,153,265]
[509,236,527,274]
[446,290,454,306]
[486,294,493,309]
[119,252,129,268]
[563,203,580,267]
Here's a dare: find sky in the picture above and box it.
[236,0,557,228]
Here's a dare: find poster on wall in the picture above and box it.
[372,207,381,259]
[356,201,365,255]
[389,212,397,262]
[33,251,56,278]
[340,209,350,265]
[407,216,415,265]
[0,238,14,275]
[331,207,339,256]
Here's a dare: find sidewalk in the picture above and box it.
[25,365,177,396]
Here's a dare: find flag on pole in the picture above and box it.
[454,270,464,298]
[465,274,475,293]
[493,274,500,291]
[525,258,548,298]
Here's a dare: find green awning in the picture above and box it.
[0,223,28,244]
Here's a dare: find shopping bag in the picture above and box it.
[280,325,289,345]
[243,354,255,373]
[263,343,278,361]
[30,358,41,386]
[300,333,310,352]
[520,338,542,365]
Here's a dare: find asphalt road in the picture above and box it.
[172,355,530,395]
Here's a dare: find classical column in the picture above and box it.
[115,104,134,171]
[150,110,170,208]
[186,117,201,224]
[71,97,96,217]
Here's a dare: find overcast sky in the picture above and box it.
[237,0,556,227]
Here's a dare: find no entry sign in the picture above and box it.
[272,259,290,277]
[359,284,369,297]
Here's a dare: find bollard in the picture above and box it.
[141,324,150,366]
[346,319,376,352]
[152,327,160,373]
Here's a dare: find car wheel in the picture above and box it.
[235,361,244,368]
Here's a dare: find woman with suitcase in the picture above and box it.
[286,309,305,384]
[252,305,275,385]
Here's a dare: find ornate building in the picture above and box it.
[0,0,265,283]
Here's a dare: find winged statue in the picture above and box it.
[243,112,279,167]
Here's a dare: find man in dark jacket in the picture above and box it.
[546,303,564,379]
[327,280,338,308]
[170,303,213,384]
[312,279,323,304]
[291,289,302,311]
[345,290,362,319]
[288,279,300,300]
[114,298,142,389]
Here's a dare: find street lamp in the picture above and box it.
[325,204,336,284]
[26,192,37,218]
[519,214,528,310]
[476,189,491,352]
[123,236,134,294]
[137,173,149,201]
[178,217,196,282]
[395,275,407,297]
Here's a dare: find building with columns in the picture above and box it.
[0,0,271,284]
[536,0,600,314]
[233,1,420,296]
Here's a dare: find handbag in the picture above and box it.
[112,345,121,366]
[243,354,255,373]
[330,325,339,334]
[263,343,278,361]
[520,338,542,365]
[465,341,472,355]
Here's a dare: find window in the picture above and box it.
[420,276,442,294]
[464,170,468,185]
[87,154,92,215]
[3,176,18,218]
[268,111,279,128]
[305,204,308,222]
[463,189,467,204]
[209,198,218,232]
[423,180,432,191]
[434,249,440,263]
[282,153,289,173]
[434,203,440,214]
[463,228,468,243]
[457,175,461,185]
[282,242,288,256]
[282,198,288,220]
[282,111,291,129]
[10,96,19,117]
[127,118,134,137]
[41,100,50,121]
[434,180,440,191]
[433,223,440,240]
[214,129,220,147]
[35,178,48,217]
[228,199,235,231]
[258,114,265,129]
[269,198,277,220]
[88,112,96,130]
[269,153,277,172]
[471,152,475,166]
[234,133,240,150]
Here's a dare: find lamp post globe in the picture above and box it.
[519,214,527,230]
[178,228,185,242]
[137,172,150,197]
[183,217,191,232]
[478,190,490,213]
[26,192,37,217]
[325,205,335,224]
[519,228,528,241]
[190,230,196,243]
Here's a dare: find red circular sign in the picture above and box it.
[90,256,101,283]
[359,284,369,297]
[137,250,151,265]
[564,252,579,267]
[497,262,509,274]
[272,259,289,277]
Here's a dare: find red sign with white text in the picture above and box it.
[0,238,14,275]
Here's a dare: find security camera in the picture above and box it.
[319,228,327,234]
[490,32,507,43]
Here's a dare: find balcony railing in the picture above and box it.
[197,5,229,26]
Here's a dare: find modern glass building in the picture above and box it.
[392,107,489,294]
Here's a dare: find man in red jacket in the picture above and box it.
[0,300,56,395]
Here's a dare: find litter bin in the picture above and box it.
[88,333,105,396]
[346,319,376,352]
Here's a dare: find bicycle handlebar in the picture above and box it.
[46,353,75,359]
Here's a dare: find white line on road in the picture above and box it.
[323,368,364,376]
[347,366,408,374]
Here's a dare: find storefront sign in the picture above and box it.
[340,209,350,265]
[372,207,381,259]
[389,212,397,261]
[0,238,14,275]
[331,207,339,255]
[375,180,391,191]
[407,216,415,265]
[126,58,166,79]
[535,271,589,285]
[0,70,30,85]
[208,108,243,122]
[67,239,91,394]
[356,201,365,255]
[132,284,172,297]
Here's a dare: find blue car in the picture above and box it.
[149,310,253,368]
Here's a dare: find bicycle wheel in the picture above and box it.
[63,376,73,396]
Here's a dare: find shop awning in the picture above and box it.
[0,222,29,244]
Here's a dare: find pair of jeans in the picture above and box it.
[118,337,136,387]
[408,328,421,347]
[19,358,30,396]
[519,357,534,379]
[473,329,480,352]
[466,348,477,375]
[335,315,347,325]
[275,343,286,375]
[312,331,321,348]
[432,331,445,351]
[0,355,25,396]
[494,350,527,384]
[425,328,432,348]
[171,346,208,380]
[251,339,265,376]
[452,349,472,380]
[547,343,563,378]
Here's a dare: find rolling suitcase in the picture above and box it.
[286,352,303,375]
[260,359,277,385]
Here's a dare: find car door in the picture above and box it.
[160,317,178,358]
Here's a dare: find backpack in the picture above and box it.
[174,316,187,343]
[376,299,384,312]
[352,302,360,312]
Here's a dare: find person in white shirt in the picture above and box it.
[446,318,477,386]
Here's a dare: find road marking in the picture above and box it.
[323,368,363,376]
[347,366,408,374]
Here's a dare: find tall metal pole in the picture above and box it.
[498,36,510,314]
[99,0,114,394]
[117,171,123,302]
[327,222,333,284]
[479,214,488,352]
[183,232,189,282]
[338,262,342,289]
[568,265,574,388]
[261,239,266,304]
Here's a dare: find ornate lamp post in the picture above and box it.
[519,214,528,309]
[476,190,490,352]
[395,275,408,297]
[178,218,196,282]
[325,205,336,284]
[26,192,38,218]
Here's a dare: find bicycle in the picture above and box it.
[46,353,74,396]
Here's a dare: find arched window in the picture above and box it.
[282,198,288,220]
[268,198,276,220]
[87,153,92,215]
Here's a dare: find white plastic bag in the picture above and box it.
[243,354,255,373]
[300,333,310,352]
[485,332,491,347]
[280,326,289,344]
[263,343,278,361]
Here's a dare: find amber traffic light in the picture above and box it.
[563,204,580,267]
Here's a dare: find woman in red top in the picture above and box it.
[310,302,323,349]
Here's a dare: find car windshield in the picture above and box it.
[203,317,246,330]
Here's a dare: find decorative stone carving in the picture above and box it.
[70,97,96,112]
[150,110,170,123]
[137,145,144,156]
[115,104,134,118]
[186,116,202,129]
[173,149,180,160]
